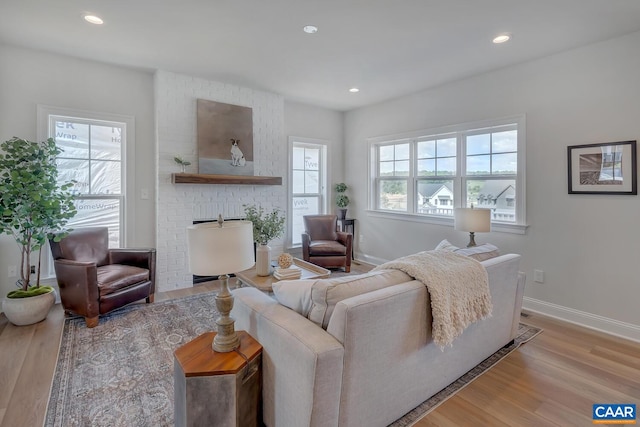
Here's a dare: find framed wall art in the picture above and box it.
[567,140,636,195]
[196,99,254,175]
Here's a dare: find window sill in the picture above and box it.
[365,210,528,235]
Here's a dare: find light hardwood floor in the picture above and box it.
[1,282,638,427]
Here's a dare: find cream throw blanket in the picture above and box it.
[373,250,492,348]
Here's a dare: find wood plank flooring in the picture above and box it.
[1,282,638,427]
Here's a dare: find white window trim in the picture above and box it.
[367,115,527,234]
[287,136,330,248]
[36,104,136,278]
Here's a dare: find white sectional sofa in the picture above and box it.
[232,253,525,427]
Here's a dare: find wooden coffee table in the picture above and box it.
[235,258,330,293]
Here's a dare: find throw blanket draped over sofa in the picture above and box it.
[374,250,492,348]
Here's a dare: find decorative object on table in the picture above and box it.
[567,140,637,195]
[187,216,254,352]
[197,99,254,176]
[335,182,350,219]
[277,252,294,269]
[454,205,491,247]
[173,156,191,173]
[243,204,286,277]
[0,137,76,326]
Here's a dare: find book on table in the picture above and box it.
[274,266,302,280]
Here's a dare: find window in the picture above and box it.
[370,117,525,227]
[51,117,125,246]
[289,138,328,246]
[37,105,135,278]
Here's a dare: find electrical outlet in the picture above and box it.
[8,265,17,277]
[30,265,36,275]
[359,234,364,243]
[534,269,545,283]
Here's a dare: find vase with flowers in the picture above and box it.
[243,205,285,276]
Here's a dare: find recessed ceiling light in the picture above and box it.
[303,25,318,34]
[349,88,360,93]
[84,14,104,25]
[492,33,511,44]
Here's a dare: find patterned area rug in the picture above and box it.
[45,292,541,426]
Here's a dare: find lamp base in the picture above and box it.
[467,232,477,247]
[213,274,240,352]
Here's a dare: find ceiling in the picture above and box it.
[2,1,640,111]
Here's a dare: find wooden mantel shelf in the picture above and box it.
[172,173,282,185]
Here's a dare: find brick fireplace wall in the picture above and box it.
[155,71,286,292]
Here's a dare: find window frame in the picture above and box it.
[37,105,136,278]
[368,115,526,234]
[288,137,329,248]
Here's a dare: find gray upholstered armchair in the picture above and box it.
[302,214,352,272]
[49,227,156,327]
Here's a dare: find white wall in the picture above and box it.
[0,44,156,299]
[344,31,640,339]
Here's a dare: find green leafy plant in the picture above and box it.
[335,182,350,208]
[0,137,77,294]
[243,204,285,245]
[174,156,191,167]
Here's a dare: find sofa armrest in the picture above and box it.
[109,248,155,269]
[109,249,156,294]
[302,233,311,260]
[337,232,353,259]
[232,287,344,427]
[53,259,99,318]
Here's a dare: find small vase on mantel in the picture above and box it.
[256,243,271,276]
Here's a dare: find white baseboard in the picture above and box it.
[355,252,387,266]
[523,296,640,343]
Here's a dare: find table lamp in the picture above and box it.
[454,206,491,247]
[187,216,254,352]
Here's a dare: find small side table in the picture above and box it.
[174,331,262,427]
[337,218,355,259]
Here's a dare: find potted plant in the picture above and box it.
[243,205,285,276]
[0,137,77,325]
[174,156,192,173]
[335,182,350,219]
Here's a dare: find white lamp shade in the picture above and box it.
[454,208,491,233]
[187,221,255,276]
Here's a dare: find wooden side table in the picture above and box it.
[174,331,262,427]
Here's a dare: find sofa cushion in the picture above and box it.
[97,264,149,295]
[308,269,412,328]
[435,239,500,261]
[309,240,347,256]
[272,279,317,316]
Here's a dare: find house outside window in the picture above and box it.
[289,138,328,246]
[370,116,525,228]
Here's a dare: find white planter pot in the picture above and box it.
[2,288,56,326]
[256,243,271,276]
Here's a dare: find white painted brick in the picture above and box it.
[155,70,286,292]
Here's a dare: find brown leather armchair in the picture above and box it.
[302,215,352,272]
[49,227,156,328]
